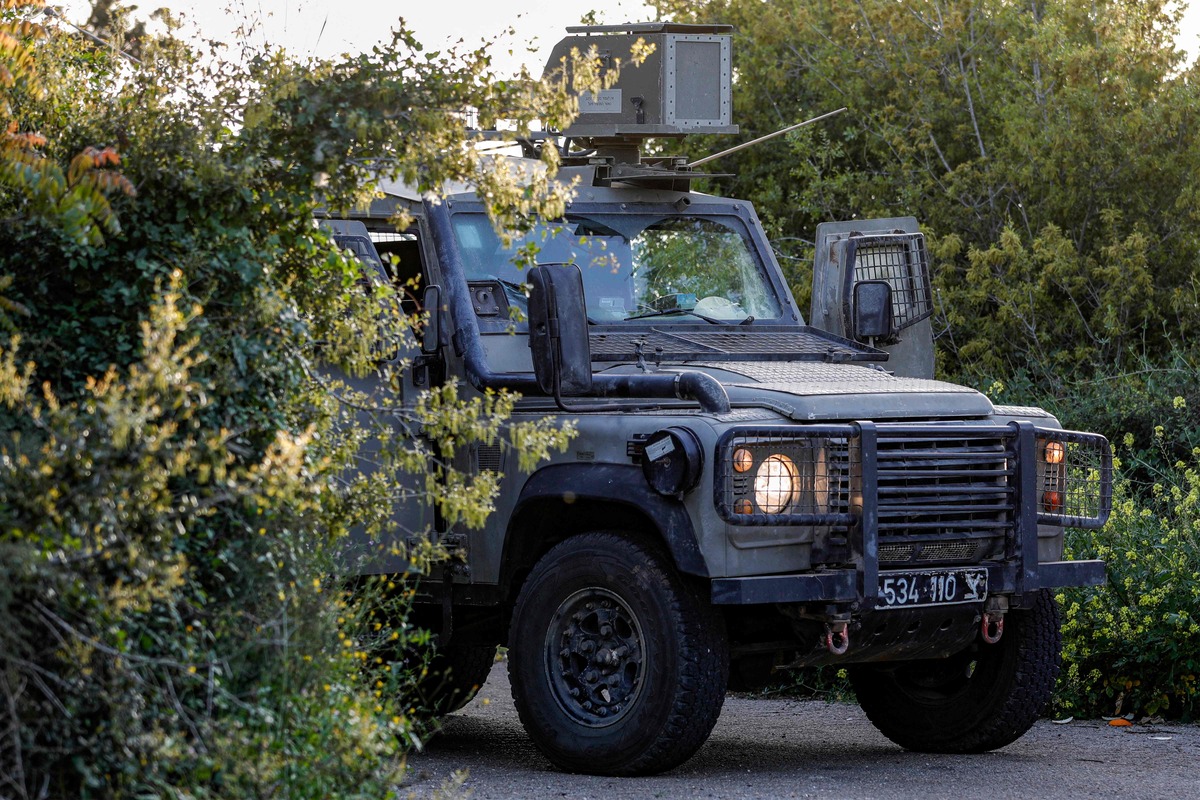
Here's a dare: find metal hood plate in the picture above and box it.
[687,361,994,421]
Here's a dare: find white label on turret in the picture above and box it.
[578,89,622,114]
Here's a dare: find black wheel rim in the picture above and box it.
[544,587,646,728]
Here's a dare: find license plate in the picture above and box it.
[875,568,988,610]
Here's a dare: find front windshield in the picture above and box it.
[451,213,783,323]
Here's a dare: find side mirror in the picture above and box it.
[528,264,593,397]
[421,285,442,354]
[852,280,894,341]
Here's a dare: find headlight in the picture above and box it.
[754,454,798,514]
[1038,439,1067,513]
[1043,440,1065,464]
[718,429,851,524]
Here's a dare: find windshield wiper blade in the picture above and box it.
[488,276,530,300]
[624,308,734,325]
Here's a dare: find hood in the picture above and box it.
[678,361,994,421]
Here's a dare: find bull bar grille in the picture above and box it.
[875,430,1013,535]
[715,422,1112,566]
[1034,430,1113,527]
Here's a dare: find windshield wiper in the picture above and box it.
[624,308,739,325]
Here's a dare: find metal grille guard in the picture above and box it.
[711,421,1110,606]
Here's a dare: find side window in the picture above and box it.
[324,220,434,365]
[372,232,425,316]
[331,233,388,294]
[370,227,441,385]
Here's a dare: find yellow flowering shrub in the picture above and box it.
[1057,444,1200,719]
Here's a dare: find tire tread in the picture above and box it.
[851,590,1061,753]
[508,531,728,776]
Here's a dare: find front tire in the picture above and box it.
[508,531,728,776]
[849,589,1061,753]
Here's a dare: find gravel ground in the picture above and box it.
[405,659,1200,800]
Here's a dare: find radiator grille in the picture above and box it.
[879,541,987,564]
[875,430,1014,538]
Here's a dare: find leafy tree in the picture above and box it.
[82,0,169,60]
[0,2,610,795]
[653,0,1200,384]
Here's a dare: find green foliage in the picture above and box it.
[654,0,1200,379]
[935,216,1166,381]
[1058,442,1200,720]
[411,381,573,530]
[0,286,404,797]
[0,3,578,797]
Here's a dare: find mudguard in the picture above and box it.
[508,463,709,577]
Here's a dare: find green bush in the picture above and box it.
[0,4,575,797]
[972,352,1200,471]
[1057,442,1200,720]
[0,283,417,797]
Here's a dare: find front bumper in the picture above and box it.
[711,559,1106,605]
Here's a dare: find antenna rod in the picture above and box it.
[688,107,847,169]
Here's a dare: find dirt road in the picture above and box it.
[406,660,1200,799]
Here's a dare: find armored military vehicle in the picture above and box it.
[325,23,1112,776]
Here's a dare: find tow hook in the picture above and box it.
[824,621,850,655]
[981,597,1008,644]
[981,613,1004,644]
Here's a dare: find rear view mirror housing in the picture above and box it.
[527,264,593,397]
[852,280,895,341]
[421,285,441,354]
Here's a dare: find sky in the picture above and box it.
[55,0,657,74]
[52,0,1200,75]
